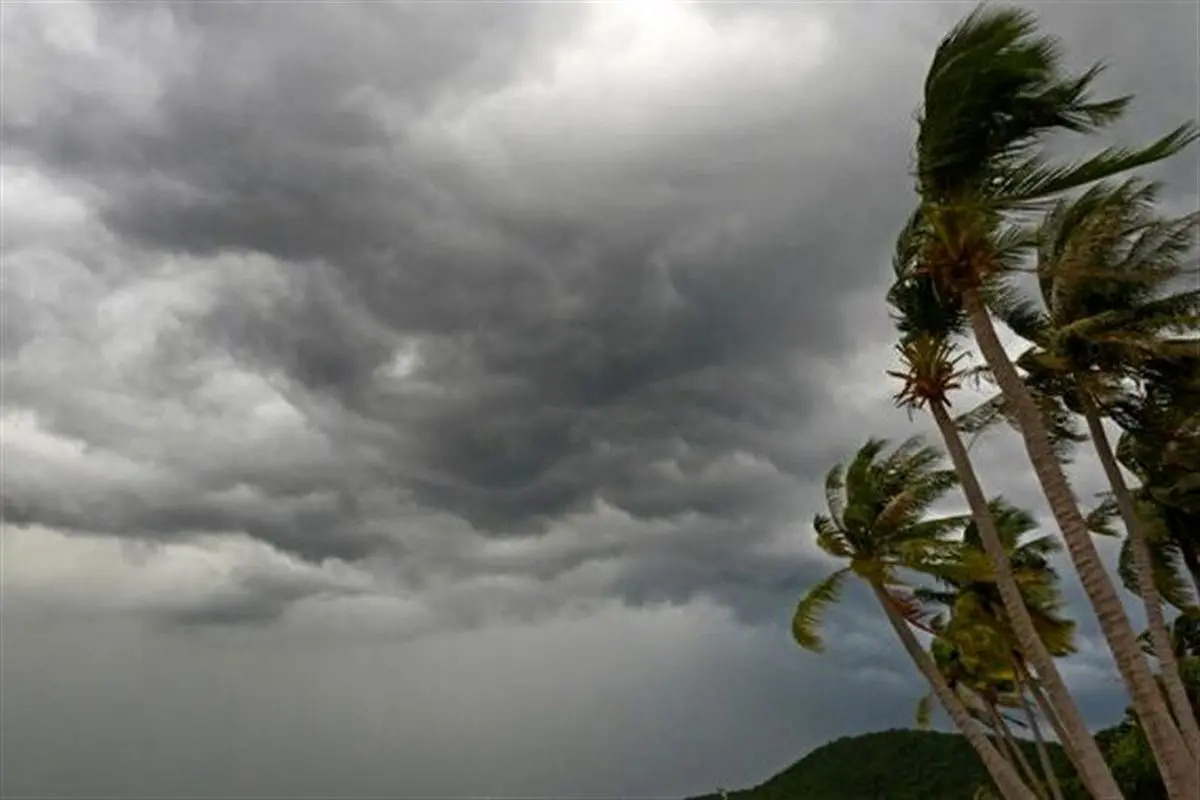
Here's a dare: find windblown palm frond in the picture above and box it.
[919,496,1077,663]
[954,376,1085,460]
[793,438,967,655]
[792,568,851,652]
[916,5,1197,211]
[1118,534,1196,613]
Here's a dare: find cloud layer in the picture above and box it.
[2,1,1195,796]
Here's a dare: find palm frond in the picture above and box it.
[1118,535,1197,613]
[916,692,935,730]
[1120,210,1200,276]
[823,462,847,524]
[813,513,854,559]
[994,124,1199,209]
[955,394,1007,451]
[845,438,891,504]
[987,277,1050,342]
[792,568,851,653]
[955,384,1084,458]
[905,513,973,548]
[1086,495,1121,537]
[918,5,1139,203]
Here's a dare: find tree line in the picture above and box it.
[791,6,1199,799]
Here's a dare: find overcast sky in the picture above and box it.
[1,1,1197,798]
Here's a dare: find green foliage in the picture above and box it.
[1106,350,1200,611]
[684,721,1192,800]
[792,437,966,653]
[774,8,1200,800]
[685,729,1078,800]
[791,569,849,652]
[1104,720,1163,799]
[700,639,1200,799]
[917,4,1196,213]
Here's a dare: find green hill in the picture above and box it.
[685,726,1165,800]
[687,729,1061,800]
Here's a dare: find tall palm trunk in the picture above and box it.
[1017,676,1065,800]
[930,400,1124,798]
[1029,676,1070,746]
[1016,660,1095,798]
[870,581,1036,800]
[988,702,1045,798]
[963,287,1197,799]
[1078,389,1200,757]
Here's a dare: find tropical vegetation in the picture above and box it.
[789,4,1199,798]
[685,713,1198,800]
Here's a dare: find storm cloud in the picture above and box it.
[2,0,1196,796]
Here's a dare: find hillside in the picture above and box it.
[686,728,1085,800]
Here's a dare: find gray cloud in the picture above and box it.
[3,0,936,590]
[0,587,925,799]
[1,0,1196,796]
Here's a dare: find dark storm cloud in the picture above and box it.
[5,0,1197,630]
[4,3,1195,796]
[1,0,1195,694]
[152,569,369,629]
[2,0,934,600]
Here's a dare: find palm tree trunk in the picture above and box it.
[1024,670,1112,800]
[1030,675,1069,739]
[1017,678,1065,800]
[981,703,1023,773]
[1022,695,1060,800]
[989,702,1045,799]
[1078,389,1200,757]
[930,399,1124,798]
[962,286,1197,800]
[1022,670,1077,769]
[869,581,1035,800]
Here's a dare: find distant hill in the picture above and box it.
[686,728,1085,800]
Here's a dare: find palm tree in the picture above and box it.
[1114,354,1200,599]
[1142,615,1200,666]
[1099,618,1200,798]
[960,361,1199,618]
[963,360,1199,612]
[987,178,1200,755]
[915,637,1044,789]
[914,6,1198,794]
[886,214,1123,798]
[792,437,1036,800]
[1016,676,1066,800]
[914,500,1075,800]
[1111,489,1199,616]
[1141,615,1200,719]
[917,636,1059,800]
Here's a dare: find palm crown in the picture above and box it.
[792,437,964,652]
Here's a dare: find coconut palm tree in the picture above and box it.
[1017,676,1066,800]
[914,6,1198,793]
[792,437,1036,800]
[963,360,1199,611]
[958,360,1198,617]
[984,178,1200,754]
[915,500,1075,800]
[1142,615,1200,667]
[886,213,1123,797]
[1111,490,1199,616]
[917,636,1060,800]
[1114,354,1200,599]
[919,502,1077,661]
[1119,478,1200,610]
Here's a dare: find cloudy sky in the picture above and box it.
[1,1,1197,797]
